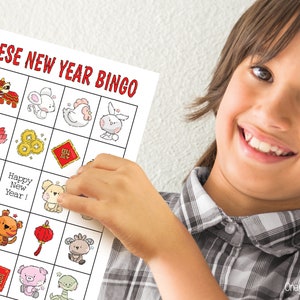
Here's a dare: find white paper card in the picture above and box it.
[0,29,158,300]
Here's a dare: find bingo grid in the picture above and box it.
[0,67,137,299]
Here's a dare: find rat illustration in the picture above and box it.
[27,87,56,119]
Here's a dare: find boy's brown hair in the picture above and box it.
[188,0,300,169]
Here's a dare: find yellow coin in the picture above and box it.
[17,142,31,156]
[31,139,44,154]
[21,130,37,143]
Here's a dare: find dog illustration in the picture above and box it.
[42,180,65,213]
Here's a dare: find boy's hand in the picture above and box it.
[58,153,180,262]
[59,153,227,299]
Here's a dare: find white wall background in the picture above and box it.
[1,0,255,192]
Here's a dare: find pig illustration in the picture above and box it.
[18,265,48,298]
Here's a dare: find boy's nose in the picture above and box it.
[255,92,292,131]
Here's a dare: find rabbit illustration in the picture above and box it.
[99,102,129,141]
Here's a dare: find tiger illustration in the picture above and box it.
[0,210,23,246]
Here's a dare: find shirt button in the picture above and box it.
[225,222,236,234]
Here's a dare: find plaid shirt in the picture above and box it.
[99,168,300,300]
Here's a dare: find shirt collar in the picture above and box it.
[174,167,300,257]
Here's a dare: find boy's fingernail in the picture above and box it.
[77,166,84,174]
[57,193,64,204]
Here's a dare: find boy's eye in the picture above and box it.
[251,66,273,82]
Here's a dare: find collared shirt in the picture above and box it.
[99,167,300,300]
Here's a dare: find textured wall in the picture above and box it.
[1,0,255,192]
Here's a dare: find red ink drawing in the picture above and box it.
[0,127,7,144]
[52,139,80,168]
[34,220,53,256]
[0,266,10,292]
[0,78,19,108]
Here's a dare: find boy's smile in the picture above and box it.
[204,31,300,215]
[238,125,296,163]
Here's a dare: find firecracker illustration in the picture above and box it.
[34,220,53,256]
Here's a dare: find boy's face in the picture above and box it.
[213,31,300,213]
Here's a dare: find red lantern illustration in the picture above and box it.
[34,220,53,256]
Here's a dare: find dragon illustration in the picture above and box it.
[0,78,19,108]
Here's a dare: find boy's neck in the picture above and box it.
[203,165,299,217]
